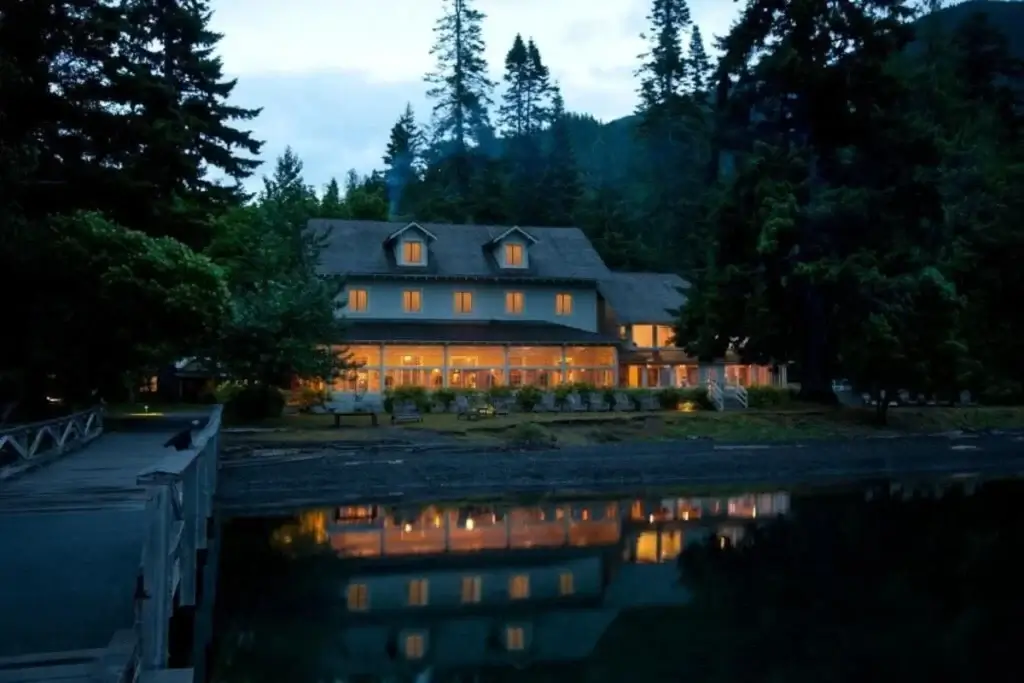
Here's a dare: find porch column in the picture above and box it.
[443,512,451,551]
[378,343,386,392]
[560,344,568,384]
[641,366,648,388]
[442,344,450,388]
[779,364,788,387]
[612,348,620,387]
[502,345,510,385]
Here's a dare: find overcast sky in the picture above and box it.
[209,0,741,192]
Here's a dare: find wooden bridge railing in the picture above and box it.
[136,405,223,672]
[0,406,104,467]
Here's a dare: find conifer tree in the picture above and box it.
[383,103,423,218]
[636,0,692,114]
[687,26,712,95]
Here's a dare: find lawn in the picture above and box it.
[221,405,1024,447]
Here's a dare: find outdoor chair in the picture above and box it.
[637,394,659,411]
[587,392,610,411]
[492,397,513,416]
[533,392,557,412]
[565,392,588,412]
[612,392,634,411]
[391,400,423,424]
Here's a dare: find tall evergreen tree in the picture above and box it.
[524,39,553,134]
[686,26,712,95]
[424,0,494,154]
[319,178,345,218]
[499,34,531,137]
[383,103,423,219]
[636,0,692,114]
[116,0,262,248]
[423,0,494,219]
[542,86,582,226]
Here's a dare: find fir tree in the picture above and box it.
[424,0,494,154]
[543,86,582,226]
[499,34,531,137]
[319,178,345,218]
[636,0,692,113]
[687,26,712,95]
[116,0,262,248]
[383,103,423,218]
[524,39,553,134]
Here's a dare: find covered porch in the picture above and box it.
[329,320,621,392]
[619,350,788,390]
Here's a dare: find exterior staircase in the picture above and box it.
[707,381,748,411]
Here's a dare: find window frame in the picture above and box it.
[346,583,369,611]
[504,243,524,267]
[555,292,573,316]
[348,288,368,312]
[461,575,482,603]
[508,574,530,599]
[407,578,429,606]
[403,239,424,264]
[453,291,473,314]
[402,289,423,313]
[505,291,524,315]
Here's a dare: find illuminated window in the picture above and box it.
[408,578,429,606]
[508,575,529,599]
[656,325,676,347]
[505,291,524,314]
[505,626,525,651]
[461,576,482,603]
[403,240,424,264]
[404,633,426,659]
[402,290,422,313]
[504,243,523,266]
[631,325,655,347]
[348,289,368,312]
[555,293,572,316]
[346,583,368,611]
[558,572,574,596]
[454,291,473,314]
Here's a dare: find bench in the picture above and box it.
[330,410,378,427]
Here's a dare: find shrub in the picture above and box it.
[385,386,431,413]
[678,387,713,410]
[295,386,328,412]
[213,381,244,404]
[516,385,544,411]
[226,384,286,421]
[487,385,513,400]
[505,422,557,449]
[977,381,1024,406]
[746,386,795,409]
[432,388,457,411]
[657,387,683,410]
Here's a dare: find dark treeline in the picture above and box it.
[2,0,1023,418]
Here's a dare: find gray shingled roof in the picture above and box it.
[598,272,690,324]
[309,220,612,282]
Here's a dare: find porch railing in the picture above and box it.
[0,406,104,467]
[707,380,725,411]
[730,385,749,409]
[136,405,222,671]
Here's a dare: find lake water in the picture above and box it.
[209,477,1023,683]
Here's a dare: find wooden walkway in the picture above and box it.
[0,417,206,682]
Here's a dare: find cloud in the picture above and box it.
[209,0,742,190]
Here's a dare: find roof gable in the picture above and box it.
[382,221,437,245]
[484,226,539,247]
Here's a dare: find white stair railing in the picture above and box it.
[706,380,725,411]
[733,385,749,409]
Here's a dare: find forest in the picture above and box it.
[1,0,1022,417]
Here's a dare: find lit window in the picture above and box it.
[348,289,368,312]
[402,290,422,313]
[631,325,655,347]
[408,578,429,606]
[346,583,369,611]
[559,572,574,596]
[656,325,676,347]
[555,293,572,316]
[504,243,523,266]
[404,633,426,659]
[403,240,424,264]
[508,575,529,599]
[454,291,473,314]
[505,626,525,651]
[461,576,482,603]
[618,325,629,340]
[505,291,524,314]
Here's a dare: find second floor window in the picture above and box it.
[403,290,422,313]
[505,291,524,314]
[404,633,426,659]
[559,572,574,596]
[408,578,429,606]
[454,291,473,314]
[555,293,572,316]
[346,583,369,611]
[461,576,482,603]
[504,243,524,266]
[509,574,530,599]
[506,626,525,651]
[403,240,424,264]
[348,289,368,312]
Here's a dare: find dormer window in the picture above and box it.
[504,243,524,267]
[403,240,424,265]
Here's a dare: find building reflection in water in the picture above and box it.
[263,491,791,681]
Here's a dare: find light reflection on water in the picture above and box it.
[215,478,981,683]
